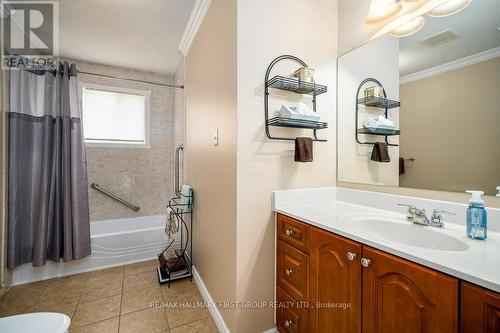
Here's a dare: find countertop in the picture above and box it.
[273,187,500,293]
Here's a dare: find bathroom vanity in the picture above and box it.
[273,188,500,333]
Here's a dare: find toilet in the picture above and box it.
[0,312,70,333]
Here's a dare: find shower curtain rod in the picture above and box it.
[77,71,185,89]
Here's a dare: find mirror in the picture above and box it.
[337,0,500,196]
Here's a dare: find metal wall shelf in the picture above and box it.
[357,96,400,109]
[264,55,328,142]
[355,78,400,147]
[267,75,327,96]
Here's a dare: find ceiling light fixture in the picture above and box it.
[389,16,425,37]
[427,0,472,17]
[365,0,402,24]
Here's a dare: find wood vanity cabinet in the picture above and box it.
[361,246,458,333]
[461,282,500,332]
[276,213,461,333]
[309,227,361,333]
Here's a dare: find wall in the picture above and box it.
[69,59,175,221]
[337,35,400,187]
[236,0,337,331]
[184,0,238,330]
[400,57,500,195]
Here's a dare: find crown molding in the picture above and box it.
[178,0,212,56]
[400,46,500,85]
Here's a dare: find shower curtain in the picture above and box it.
[7,60,91,268]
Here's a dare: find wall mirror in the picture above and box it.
[337,0,500,196]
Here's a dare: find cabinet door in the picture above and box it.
[461,282,500,333]
[309,227,362,333]
[362,246,458,333]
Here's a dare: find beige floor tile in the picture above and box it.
[69,317,119,333]
[3,280,49,299]
[80,278,123,303]
[161,279,199,302]
[170,317,218,333]
[165,294,210,329]
[27,300,78,318]
[71,294,121,328]
[124,260,158,276]
[46,273,89,291]
[123,270,159,292]
[0,293,35,317]
[35,286,84,307]
[88,266,124,283]
[121,286,163,315]
[119,307,169,333]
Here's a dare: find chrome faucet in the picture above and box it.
[398,204,455,228]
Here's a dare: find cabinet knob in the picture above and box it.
[285,229,293,236]
[346,252,356,261]
[284,320,293,328]
[285,269,293,276]
[361,258,371,267]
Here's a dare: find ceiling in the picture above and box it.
[59,0,196,75]
[399,0,500,76]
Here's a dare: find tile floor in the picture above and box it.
[0,260,218,332]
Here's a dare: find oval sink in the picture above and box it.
[345,217,469,252]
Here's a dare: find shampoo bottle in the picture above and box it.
[466,190,487,240]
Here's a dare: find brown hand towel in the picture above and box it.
[370,142,390,163]
[294,137,313,162]
[399,157,405,175]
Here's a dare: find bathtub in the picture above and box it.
[12,215,172,285]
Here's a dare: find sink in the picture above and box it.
[344,217,469,252]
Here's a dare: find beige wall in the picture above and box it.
[184,0,238,330]
[70,59,175,221]
[236,0,337,331]
[400,57,500,196]
[337,35,400,187]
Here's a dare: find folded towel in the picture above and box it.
[363,116,396,130]
[371,142,390,163]
[180,184,192,212]
[294,137,313,162]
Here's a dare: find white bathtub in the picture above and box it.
[12,215,171,285]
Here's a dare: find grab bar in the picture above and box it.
[90,183,140,212]
[175,145,184,196]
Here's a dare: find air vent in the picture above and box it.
[420,29,458,47]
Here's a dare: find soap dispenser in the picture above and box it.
[466,190,487,240]
[497,186,500,197]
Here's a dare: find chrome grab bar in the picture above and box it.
[175,145,184,196]
[90,183,140,212]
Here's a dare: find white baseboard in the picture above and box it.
[192,266,230,333]
[192,266,277,333]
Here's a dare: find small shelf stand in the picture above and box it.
[355,78,400,147]
[157,145,194,287]
[264,55,328,142]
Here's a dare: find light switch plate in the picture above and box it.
[213,129,219,146]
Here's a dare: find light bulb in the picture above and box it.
[365,0,402,23]
[427,0,472,17]
[389,16,425,37]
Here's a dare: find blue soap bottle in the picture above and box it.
[466,190,487,240]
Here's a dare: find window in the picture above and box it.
[80,83,151,148]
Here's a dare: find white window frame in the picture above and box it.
[79,82,151,149]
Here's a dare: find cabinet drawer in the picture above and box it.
[277,214,309,253]
[277,240,309,302]
[277,287,309,333]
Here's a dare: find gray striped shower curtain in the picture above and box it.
[7,61,91,268]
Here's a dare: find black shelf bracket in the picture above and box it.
[264,55,327,142]
[355,78,400,147]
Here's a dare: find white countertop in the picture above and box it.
[273,187,500,293]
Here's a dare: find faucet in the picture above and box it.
[398,204,455,228]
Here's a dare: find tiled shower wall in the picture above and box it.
[69,59,176,221]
